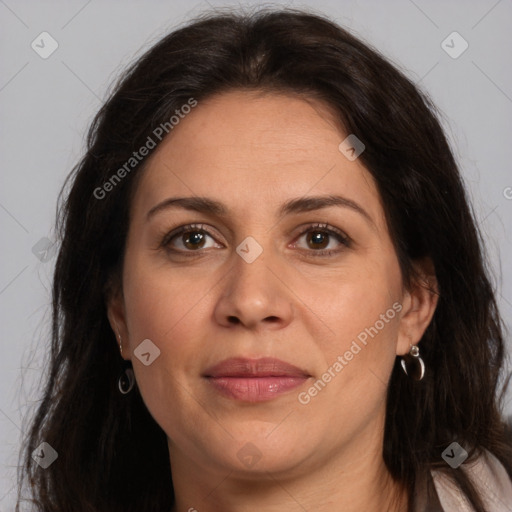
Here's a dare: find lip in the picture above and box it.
[203,357,311,402]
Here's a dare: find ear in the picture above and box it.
[105,275,130,360]
[396,257,439,356]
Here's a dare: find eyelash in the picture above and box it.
[159,222,351,257]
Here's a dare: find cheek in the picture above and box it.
[121,266,209,440]
[120,257,199,383]
[122,251,208,347]
[298,314,400,439]
[292,250,402,356]
[295,251,402,413]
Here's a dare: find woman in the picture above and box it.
[17,8,512,512]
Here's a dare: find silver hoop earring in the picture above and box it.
[400,344,425,381]
[118,367,135,394]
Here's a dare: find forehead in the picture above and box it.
[130,90,384,226]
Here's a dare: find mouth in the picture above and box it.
[202,357,311,402]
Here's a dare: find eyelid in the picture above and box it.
[290,222,351,254]
[159,223,223,248]
[159,221,351,255]
[292,222,349,241]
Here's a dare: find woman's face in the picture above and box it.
[108,90,436,480]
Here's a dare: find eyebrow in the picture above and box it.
[146,194,375,227]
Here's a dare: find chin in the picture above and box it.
[201,425,315,476]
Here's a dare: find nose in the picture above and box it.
[213,245,294,331]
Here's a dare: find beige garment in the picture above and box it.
[431,450,512,511]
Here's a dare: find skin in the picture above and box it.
[107,90,438,512]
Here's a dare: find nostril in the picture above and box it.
[228,316,240,324]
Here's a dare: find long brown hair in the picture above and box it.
[17,8,512,511]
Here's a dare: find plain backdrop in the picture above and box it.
[1,0,511,508]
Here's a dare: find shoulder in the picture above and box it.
[431,449,512,512]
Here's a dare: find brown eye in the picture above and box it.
[306,231,330,250]
[294,223,350,256]
[182,231,206,250]
[161,224,223,254]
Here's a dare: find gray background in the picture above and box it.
[1,0,511,508]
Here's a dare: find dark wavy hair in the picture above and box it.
[17,7,512,512]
